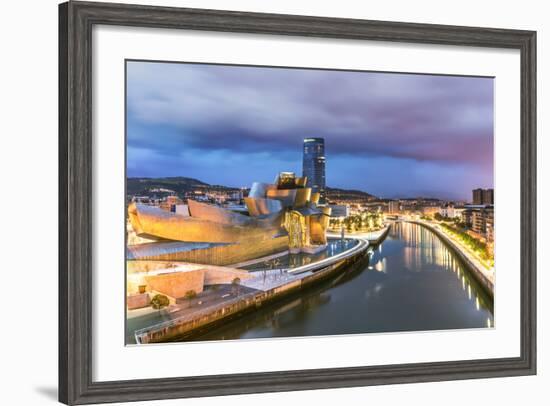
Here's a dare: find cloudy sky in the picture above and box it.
[126,60,494,200]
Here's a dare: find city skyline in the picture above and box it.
[127,61,494,200]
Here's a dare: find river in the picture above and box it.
[183,221,494,341]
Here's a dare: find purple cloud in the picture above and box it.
[126,61,494,199]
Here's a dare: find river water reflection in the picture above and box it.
[187,222,494,341]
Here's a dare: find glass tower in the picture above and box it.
[302,137,326,203]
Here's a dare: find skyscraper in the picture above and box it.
[302,138,326,203]
[472,188,483,205]
[472,188,494,205]
[482,188,494,205]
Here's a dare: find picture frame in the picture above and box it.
[59,1,537,404]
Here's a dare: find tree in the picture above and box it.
[231,277,241,296]
[344,217,353,232]
[374,213,382,228]
[184,290,197,300]
[150,294,170,314]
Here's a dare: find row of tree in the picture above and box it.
[329,210,383,233]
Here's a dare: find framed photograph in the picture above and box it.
[59,1,536,404]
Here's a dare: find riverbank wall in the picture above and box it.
[134,241,370,343]
[368,225,391,245]
[409,221,494,299]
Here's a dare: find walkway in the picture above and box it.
[327,224,390,244]
[410,220,494,296]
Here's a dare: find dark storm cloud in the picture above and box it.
[126,61,494,198]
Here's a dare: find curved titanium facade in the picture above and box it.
[128,202,285,244]
[127,171,333,264]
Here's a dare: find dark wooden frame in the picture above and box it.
[59,1,537,404]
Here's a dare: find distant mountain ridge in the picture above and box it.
[325,186,377,201]
[127,177,377,200]
[127,176,234,196]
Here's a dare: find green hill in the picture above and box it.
[127,177,224,196]
[325,187,377,201]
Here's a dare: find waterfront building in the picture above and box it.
[328,204,350,218]
[471,206,494,241]
[439,203,453,218]
[462,205,485,225]
[472,210,486,235]
[439,203,463,218]
[485,209,494,242]
[302,138,326,203]
[463,205,494,242]
[461,208,474,226]
[388,200,400,214]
